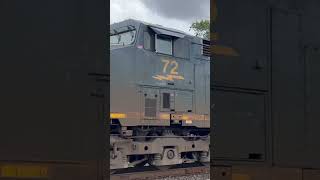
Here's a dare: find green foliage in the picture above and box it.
[190,20,210,39]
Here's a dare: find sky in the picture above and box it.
[110,0,210,36]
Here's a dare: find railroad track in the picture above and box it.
[110,163,209,180]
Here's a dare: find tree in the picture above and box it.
[190,20,210,39]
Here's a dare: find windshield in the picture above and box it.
[110,30,136,46]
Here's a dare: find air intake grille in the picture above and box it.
[202,39,211,57]
[145,98,157,118]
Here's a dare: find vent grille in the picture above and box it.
[145,98,157,118]
[202,39,211,57]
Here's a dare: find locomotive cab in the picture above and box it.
[110,19,209,126]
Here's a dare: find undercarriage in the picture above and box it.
[110,125,210,170]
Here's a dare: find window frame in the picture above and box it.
[143,31,151,50]
[110,27,137,47]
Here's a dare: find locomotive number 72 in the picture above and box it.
[161,59,179,75]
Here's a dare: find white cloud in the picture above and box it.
[110,0,199,35]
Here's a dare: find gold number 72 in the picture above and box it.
[161,59,179,75]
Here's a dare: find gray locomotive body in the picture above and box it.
[110,19,210,169]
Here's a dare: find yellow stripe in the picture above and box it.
[1,165,48,178]
[232,173,251,180]
[212,45,240,56]
[110,113,127,119]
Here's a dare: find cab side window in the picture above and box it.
[155,34,173,55]
[144,28,180,57]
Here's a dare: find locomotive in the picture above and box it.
[110,19,210,169]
